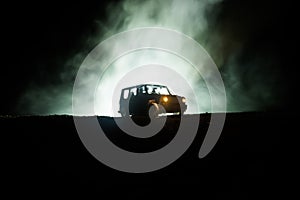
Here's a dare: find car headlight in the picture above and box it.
[182,97,186,103]
[162,96,168,102]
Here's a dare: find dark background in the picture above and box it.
[0,0,297,115]
[1,0,118,114]
[1,1,297,198]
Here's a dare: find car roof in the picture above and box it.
[122,84,167,90]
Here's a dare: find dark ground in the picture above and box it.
[1,112,295,198]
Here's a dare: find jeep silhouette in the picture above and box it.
[119,84,187,117]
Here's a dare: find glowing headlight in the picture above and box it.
[162,96,168,102]
[182,98,186,103]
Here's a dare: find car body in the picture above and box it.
[119,84,187,117]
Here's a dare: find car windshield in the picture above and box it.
[145,85,170,95]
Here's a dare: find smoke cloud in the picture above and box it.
[17,0,285,115]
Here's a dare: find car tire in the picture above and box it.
[148,104,159,118]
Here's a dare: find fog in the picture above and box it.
[17,0,284,115]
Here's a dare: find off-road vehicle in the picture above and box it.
[119,84,187,117]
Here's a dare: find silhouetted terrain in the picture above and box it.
[1,112,294,198]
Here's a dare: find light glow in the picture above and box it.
[163,96,168,102]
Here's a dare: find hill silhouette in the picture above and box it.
[1,112,293,198]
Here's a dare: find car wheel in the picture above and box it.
[148,104,159,118]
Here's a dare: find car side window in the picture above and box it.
[130,88,137,96]
[146,86,152,94]
[138,86,146,94]
[123,89,129,99]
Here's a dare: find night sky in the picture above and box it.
[1,0,297,115]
